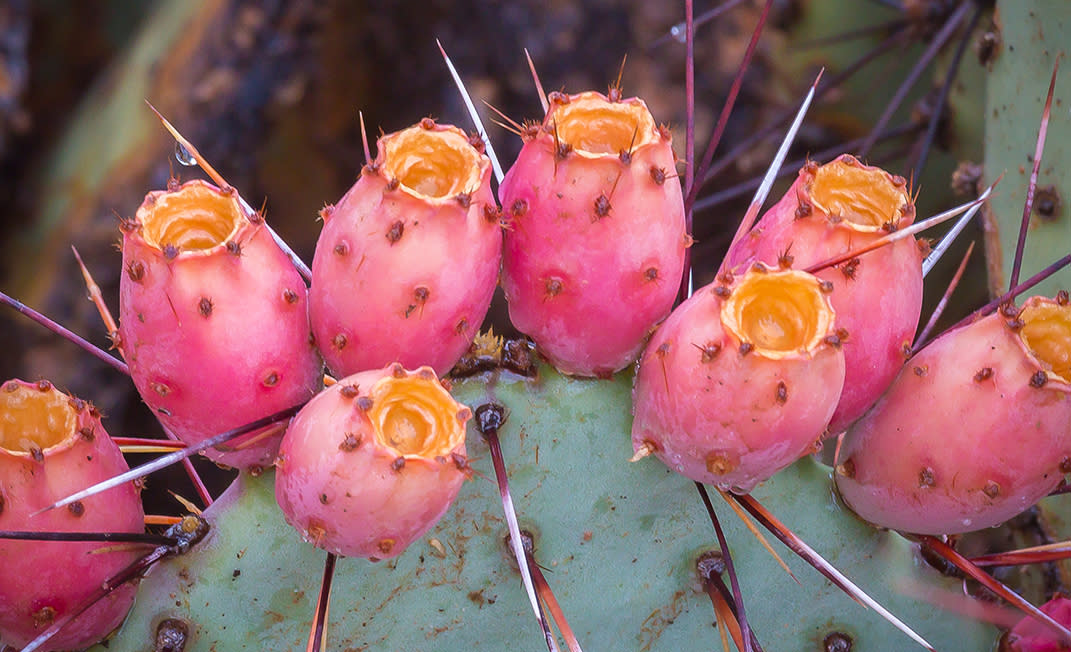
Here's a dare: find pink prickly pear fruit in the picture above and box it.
[310,119,500,377]
[834,295,1071,535]
[119,179,322,470]
[1005,595,1071,652]
[0,379,145,650]
[498,90,688,377]
[275,364,471,560]
[726,155,921,434]
[631,265,846,493]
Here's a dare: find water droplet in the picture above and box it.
[670,23,686,43]
[174,142,197,167]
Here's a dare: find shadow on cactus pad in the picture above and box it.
[92,365,996,651]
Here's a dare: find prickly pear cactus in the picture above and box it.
[93,366,995,651]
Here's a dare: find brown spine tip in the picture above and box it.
[283,288,299,304]
[356,396,373,411]
[973,367,993,382]
[467,132,486,153]
[644,267,659,282]
[775,381,788,404]
[419,117,436,130]
[225,240,242,256]
[386,177,400,192]
[390,363,406,378]
[705,451,737,475]
[198,297,213,317]
[794,201,812,219]
[695,341,721,363]
[918,467,936,488]
[332,333,348,350]
[414,286,430,303]
[1030,370,1048,388]
[819,280,835,294]
[29,445,43,462]
[510,198,529,218]
[339,384,359,399]
[1058,289,1070,306]
[483,204,503,223]
[739,342,754,356]
[1059,456,1071,473]
[835,327,850,341]
[836,458,856,479]
[455,192,472,208]
[777,250,795,269]
[982,480,1001,498]
[454,318,469,335]
[391,457,406,471]
[823,334,842,348]
[712,285,731,299]
[262,371,279,387]
[126,260,146,282]
[319,493,329,504]
[163,243,180,260]
[649,166,667,185]
[386,220,404,244]
[593,193,612,220]
[618,149,632,165]
[545,278,563,297]
[79,426,95,441]
[841,258,860,280]
[67,501,85,517]
[1,380,17,393]
[377,539,396,555]
[119,217,139,233]
[334,241,349,256]
[36,380,52,392]
[152,382,171,397]
[339,433,361,452]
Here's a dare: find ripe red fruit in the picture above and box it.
[632,265,845,493]
[726,155,922,433]
[1006,595,1071,652]
[275,364,471,560]
[499,90,687,377]
[310,119,500,377]
[835,295,1071,535]
[119,179,322,470]
[0,379,145,650]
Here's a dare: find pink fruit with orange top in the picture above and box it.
[632,265,845,493]
[118,179,322,470]
[499,90,688,377]
[275,364,471,560]
[835,295,1071,535]
[310,119,500,377]
[0,379,144,650]
[726,155,923,434]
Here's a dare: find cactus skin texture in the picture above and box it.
[835,296,1071,535]
[310,120,500,377]
[0,379,145,651]
[498,91,687,377]
[93,365,995,651]
[632,265,845,493]
[119,179,322,470]
[275,364,471,560]
[726,156,922,434]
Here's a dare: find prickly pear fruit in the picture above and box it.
[498,90,687,377]
[726,155,921,433]
[118,179,322,470]
[834,295,1071,535]
[310,119,500,377]
[1006,595,1071,652]
[275,364,471,560]
[632,265,845,493]
[0,379,145,651]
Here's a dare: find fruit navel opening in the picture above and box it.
[552,93,657,155]
[721,269,834,359]
[1019,299,1071,383]
[810,158,908,230]
[369,374,465,458]
[0,381,76,454]
[140,182,243,252]
[382,127,482,199]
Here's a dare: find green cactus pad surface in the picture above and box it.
[94,366,996,651]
